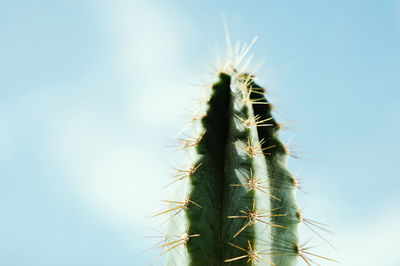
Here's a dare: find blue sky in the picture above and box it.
[1,1,399,265]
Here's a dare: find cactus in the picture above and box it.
[155,39,333,266]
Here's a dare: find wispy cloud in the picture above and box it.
[45,0,193,235]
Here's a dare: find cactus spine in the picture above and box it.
[156,43,322,265]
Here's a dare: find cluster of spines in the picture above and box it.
[152,70,335,265]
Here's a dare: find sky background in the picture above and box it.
[1,1,399,265]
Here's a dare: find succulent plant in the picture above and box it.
[154,38,334,266]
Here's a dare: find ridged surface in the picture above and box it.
[162,72,300,266]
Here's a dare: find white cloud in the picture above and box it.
[91,0,204,128]
[23,0,198,241]
[48,108,174,231]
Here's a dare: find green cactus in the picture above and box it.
[155,41,333,266]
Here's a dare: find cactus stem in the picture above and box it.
[159,39,329,264]
[225,241,275,266]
